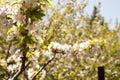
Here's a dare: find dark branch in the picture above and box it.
[6,41,12,62]
[9,61,31,80]
[31,53,56,80]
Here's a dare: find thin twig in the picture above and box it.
[31,53,56,80]
[5,41,12,62]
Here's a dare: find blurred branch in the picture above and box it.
[5,41,12,62]
[90,6,98,28]
[31,53,56,80]
[9,61,31,80]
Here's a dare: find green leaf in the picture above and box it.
[0,0,9,4]
[36,72,43,79]
[11,1,18,6]
[7,27,14,34]
[7,14,12,19]
[30,36,37,43]
[40,44,47,49]
[0,77,2,80]
[70,71,76,78]
[26,52,33,58]
[17,23,24,31]
[46,0,54,8]
[32,12,45,20]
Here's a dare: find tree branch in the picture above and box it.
[5,41,12,62]
[31,53,56,80]
[8,61,31,80]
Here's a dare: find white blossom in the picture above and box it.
[36,64,40,69]
[62,44,71,51]
[45,51,53,59]
[7,62,21,73]
[27,68,35,79]
[12,25,19,35]
[36,36,43,44]
[79,40,90,49]
[73,43,79,51]
[51,42,62,50]
[34,50,40,58]
[11,6,23,23]
[7,49,22,63]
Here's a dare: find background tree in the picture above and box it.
[0,0,120,80]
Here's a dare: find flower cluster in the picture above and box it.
[0,0,120,80]
[7,49,22,73]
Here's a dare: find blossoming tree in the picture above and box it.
[0,0,54,79]
[0,0,120,80]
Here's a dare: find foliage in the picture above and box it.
[0,0,120,80]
